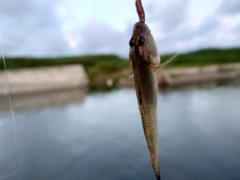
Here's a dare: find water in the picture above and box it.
[0,85,240,180]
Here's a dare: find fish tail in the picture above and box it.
[153,164,161,180]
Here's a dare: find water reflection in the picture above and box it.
[0,85,240,180]
[0,88,87,111]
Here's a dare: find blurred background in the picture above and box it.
[0,0,240,180]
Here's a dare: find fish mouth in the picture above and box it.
[138,46,144,56]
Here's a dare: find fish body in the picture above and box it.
[129,22,161,180]
[129,1,177,179]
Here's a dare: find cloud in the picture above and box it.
[146,0,190,31]
[0,0,69,57]
[0,0,240,57]
[218,0,240,15]
[145,0,240,54]
[66,20,130,56]
[81,21,124,53]
[0,0,33,17]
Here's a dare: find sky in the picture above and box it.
[0,0,240,57]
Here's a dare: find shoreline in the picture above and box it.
[117,63,240,88]
[0,63,240,95]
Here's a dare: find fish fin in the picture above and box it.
[151,64,161,72]
[127,72,134,79]
[149,51,161,72]
[151,54,177,73]
[160,54,178,68]
[149,51,160,67]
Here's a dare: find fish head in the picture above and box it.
[129,22,160,68]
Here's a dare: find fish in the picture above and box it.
[129,0,177,179]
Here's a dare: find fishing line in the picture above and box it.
[0,30,22,179]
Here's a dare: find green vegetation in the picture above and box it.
[161,47,240,68]
[0,54,130,89]
[1,47,240,89]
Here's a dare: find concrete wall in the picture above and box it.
[0,65,88,95]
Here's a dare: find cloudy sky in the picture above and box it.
[0,0,240,57]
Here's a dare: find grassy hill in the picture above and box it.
[1,47,240,89]
[163,48,240,67]
[2,47,240,70]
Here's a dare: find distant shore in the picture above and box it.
[117,63,240,88]
[0,63,240,95]
[1,48,240,92]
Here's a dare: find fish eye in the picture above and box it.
[129,38,135,47]
[138,35,146,45]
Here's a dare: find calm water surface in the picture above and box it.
[0,85,240,180]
